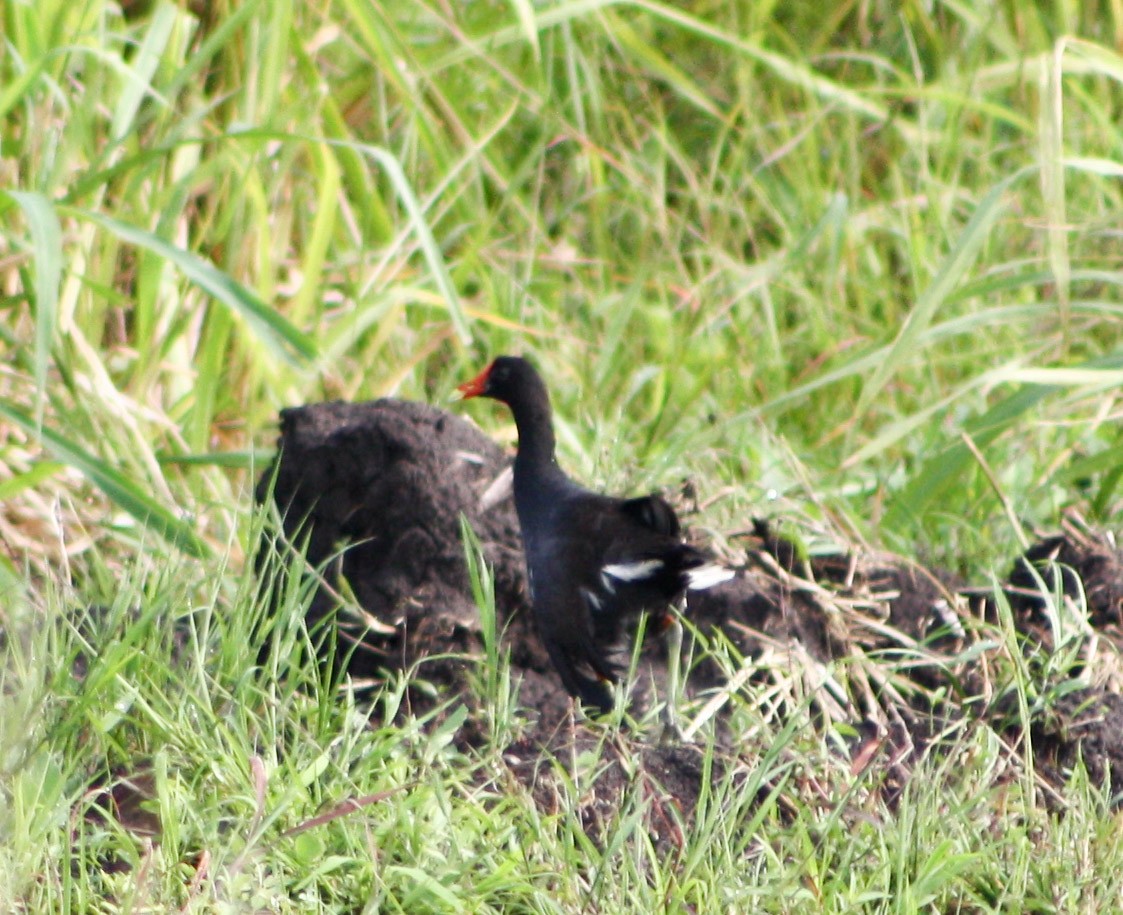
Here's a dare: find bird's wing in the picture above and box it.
[619,493,681,537]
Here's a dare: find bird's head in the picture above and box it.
[456,355,534,404]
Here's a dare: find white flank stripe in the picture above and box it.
[602,559,664,582]
[685,565,735,590]
[580,587,604,612]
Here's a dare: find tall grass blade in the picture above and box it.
[0,402,208,558]
[509,0,542,60]
[6,190,62,428]
[358,145,473,346]
[885,350,1123,529]
[70,208,317,365]
[110,2,179,142]
[854,176,1016,424]
[1040,41,1069,340]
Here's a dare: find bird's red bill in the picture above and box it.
[456,364,492,399]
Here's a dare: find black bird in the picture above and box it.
[458,355,732,716]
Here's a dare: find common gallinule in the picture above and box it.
[458,355,732,719]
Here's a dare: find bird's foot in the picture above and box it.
[657,706,691,745]
[657,615,691,744]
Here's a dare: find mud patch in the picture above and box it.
[257,399,1123,834]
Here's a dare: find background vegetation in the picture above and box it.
[3,0,1123,910]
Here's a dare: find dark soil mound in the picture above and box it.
[256,398,1123,832]
[254,399,558,706]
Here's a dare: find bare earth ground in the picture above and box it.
[254,398,1123,842]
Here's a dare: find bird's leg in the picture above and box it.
[659,601,689,744]
[567,695,578,779]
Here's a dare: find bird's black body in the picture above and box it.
[459,355,729,713]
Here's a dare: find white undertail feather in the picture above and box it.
[602,559,664,582]
[601,559,734,591]
[685,564,735,590]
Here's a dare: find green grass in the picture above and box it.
[5,0,1123,909]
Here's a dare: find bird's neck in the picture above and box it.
[509,390,558,472]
